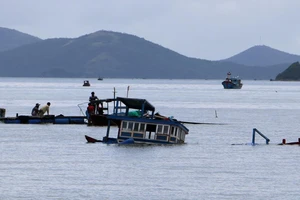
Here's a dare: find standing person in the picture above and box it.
[89,92,98,113]
[89,92,98,102]
[31,103,40,116]
[86,103,95,123]
[86,103,95,116]
[38,102,51,116]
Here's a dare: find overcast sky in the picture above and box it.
[1,0,299,60]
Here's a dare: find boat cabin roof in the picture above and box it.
[90,97,155,111]
[90,98,116,104]
[116,97,155,111]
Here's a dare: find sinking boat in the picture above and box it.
[85,97,189,144]
[222,72,243,89]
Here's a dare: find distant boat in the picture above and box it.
[83,80,90,86]
[222,72,243,89]
[97,77,103,81]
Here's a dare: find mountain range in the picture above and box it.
[0,27,299,79]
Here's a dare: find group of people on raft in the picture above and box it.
[30,92,100,119]
[31,102,51,117]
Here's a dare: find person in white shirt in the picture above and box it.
[38,102,51,116]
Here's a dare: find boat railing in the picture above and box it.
[77,102,89,116]
[251,128,270,145]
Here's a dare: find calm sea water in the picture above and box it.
[1,78,300,200]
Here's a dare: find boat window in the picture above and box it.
[140,123,145,132]
[163,126,169,134]
[157,125,163,133]
[122,121,127,130]
[128,122,133,130]
[170,127,175,136]
[170,127,178,136]
[179,129,186,140]
[134,123,139,131]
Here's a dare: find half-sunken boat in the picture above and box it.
[85,97,189,144]
[222,72,243,89]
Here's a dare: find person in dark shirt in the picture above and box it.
[89,92,99,114]
[31,103,40,116]
[89,92,98,102]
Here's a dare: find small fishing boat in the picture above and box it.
[83,80,90,86]
[85,97,189,145]
[222,72,243,89]
[97,77,103,81]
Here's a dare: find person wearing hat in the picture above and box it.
[31,103,40,116]
[38,102,51,116]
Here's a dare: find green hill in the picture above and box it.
[0,30,290,79]
[275,62,300,81]
[0,27,41,52]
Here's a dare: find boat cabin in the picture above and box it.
[114,118,188,144]
[101,97,189,144]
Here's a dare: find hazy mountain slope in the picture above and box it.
[0,30,287,79]
[0,27,42,52]
[221,45,300,66]
[0,31,198,78]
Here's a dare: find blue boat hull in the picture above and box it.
[0,115,86,124]
[222,81,243,89]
